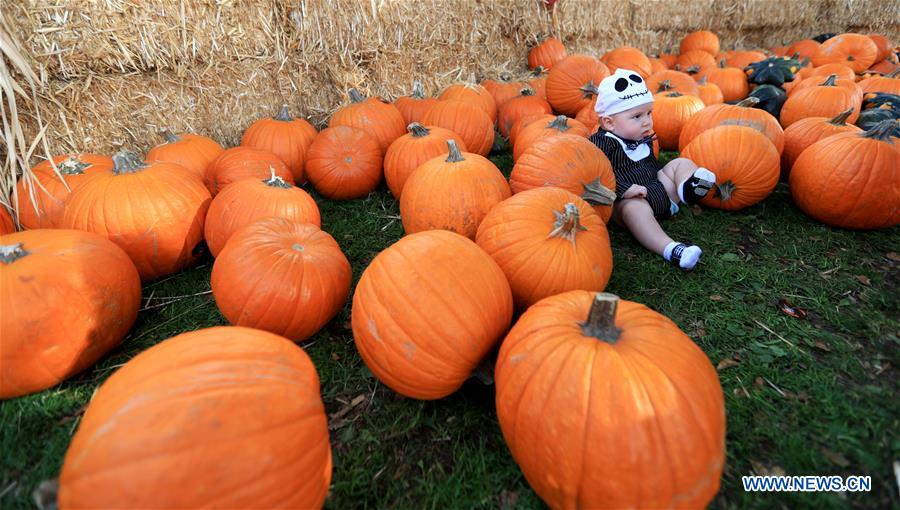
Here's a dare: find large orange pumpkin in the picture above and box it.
[780,75,861,128]
[704,60,750,102]
[787,73,863,103]
[857,69,900,95]
[393,81,439,125]
[205,146,294,196]
[527,66,549,100]
[575,103,599,134]
[680,29,720,55]
[204,170,320,257]
[514,115,590,161]
[58,326,331,509]
[61,151,211,280]
[351,230,513,400]
[383,123,467,199]
[509,113,556,147]
[400,140,510,239]
[211,217,351,342]
[241,105,317,183]
[790,120,899,230]
[545,54,610,116]
[421,99,495,156]
[305,126,383,200]
[528,37,567,70]
[723,50,768,70]
[787,39,821,60]
[0,207,13,234]
[678,97,785,154]
[510,134,616,222]
[146,130,223,183]
[651,91,705,150]
[495,291,725,510]
[812,33,879,73]
[329,88,407,154]
[476,188,613,309]
[439,76,498,124]
[675,50,717,79]
[682,125,780,211]
[16,154,113,229]
[781,108,861,179]
[646,70,700,97]
[805,62,857,81]
[868,34,894,64]
[0,229,141,399]
[601,46,652,79]
[483,72,527,109]
[498,87,553,138]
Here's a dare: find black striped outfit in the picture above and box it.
[588,130,674,219]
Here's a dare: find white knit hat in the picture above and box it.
[594,68,654,116]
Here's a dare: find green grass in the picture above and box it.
[2,150,898,509]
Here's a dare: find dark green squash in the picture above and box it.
[862,92,900,112]
[856,108,900,135]
[746,85,788,118]
[811,33,838,44]
[744,56,801,86]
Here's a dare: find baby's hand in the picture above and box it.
[622,184,648,199]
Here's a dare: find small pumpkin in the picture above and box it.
[790,120,899,229]
[526,66,549,100]
[0,229,141,398]
[241,105,317,183]
[439,75,499,124]
[648,57,668,75]
[383,123,467,199]
[868,34,894,64]
[724,50,768,70]
[495,291,725,510]
[58,326,332,509]
[475,188,613,309]
[509,113,557,147]
[498,87,553,138]
[601,46,652,79]
[675,50,717,79]
[705,60,750,102]
[680,30,720,55]
[421,99,495,156]
[205,147,294,196]
[211,217,351,342]
[528,37,567,70]
[393,81,439,125]
[812,33,879,73]
[575,103,599,133]
[682,125,780,211]
[329,88,407,154]
[16,154,113,229]
[746,84,788,118]
[514,115,590,161]
[305,126,383,200]
[483,71,527,109]
[351,230,513,399]
[787,39,821,60]
[652,91,705,150]
[781,108,860,179]
[545,54,610,116]
[146,130,223,182]
[780,75,861,128]
[745,56,800,86]
[679,97,785,154]
[204,169,320,257]
[400,140,510,239]
[646,70,700,97]
[697,76,725,105]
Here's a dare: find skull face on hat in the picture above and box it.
[594,68,654,116]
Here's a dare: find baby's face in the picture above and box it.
[600,102,654,141]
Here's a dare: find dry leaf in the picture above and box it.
[717,358,740,371]
[709,295,724,301]
[331,352,341,361]
[814,341,831,352]
[886,252,900,262]
[750,460,786,477]
[855,275,871,286]
[754,377,764,387]
[822,448,851,467]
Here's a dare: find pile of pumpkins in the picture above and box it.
[1,27,898,509]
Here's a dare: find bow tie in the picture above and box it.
[624,133,657,151]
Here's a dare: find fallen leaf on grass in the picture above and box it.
[814,341,831,352]
[855,275,871,286]
[716,358,740,371]
[886,252,900,262]
[750,460,786,477]
[777,299,807,319]
[709,294,724,301]
[331,352,341,361]
[328,394,367,430]
[821,448,851,468]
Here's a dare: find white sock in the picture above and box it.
[663,242,703,270]
[678,167,717,204]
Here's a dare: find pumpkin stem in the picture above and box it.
[348,88,366,103]
[56,156,90,175]
[274,104,293,121]
[263,166,292,188]
[581,292,622,343]
[445,140,465,163]
[736,96,761,107]
[714,180,736,202]
[718,59,727,68]
[685,65,701,75]
[520,87,535,96]
[407,122,430,137]
[548,115,571,131]
[821,74,838,87]
[465,72,479,88]
[657,80,674,93]
[410,81,426,99]
[579,80,600,98]
[0,243,29,264]
[861,119,898,142]
[582,179,616,205]
[160,128,181,143]
[111,151,147,174]
[666,91,684,98]
[531,66,546,77]
[828,108,854,126]
[547,203,588,244]
[698,75,710,85]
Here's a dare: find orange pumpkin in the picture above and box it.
[790,121,899,230]
[211,217,351,342]
[526,66,549,100]
[241,105,317,183]
[575,103,599,134]
[205,146,294,196]
[812,33,879,73]
[0,229,141,398]
[509,113,556,147]
[781,109,861,180]
[146,130,223,182]
[868,34,894,64]
[787,39,821,60]
[0,207,13,234]
[498,87,553,138]
[439,76,498,124]
[646,70,700,97]
[510,134,616,222]
[658,53,678,69]
[870,58,900,75]
[675,50,717,79]
[652,91,705,150]
[780,75,861,128]
[329,88,406,154]
[724,50,768,70]
[476,188,613,309]
[61,151,211,280]
[305,126,383,200]
[528,36,567,70]
[679,97,785,154]
[545,54,610,116]
[806,62,857,81]
[682,125,780,211]
[393,81,439,125]
[496,291,725,510]
[648,57,668,75]
[383,123,467,199]
[400,140,510,239]
[483,72,526,109]
[351,230,513,399]
[601,46,652,79]
[16,154,113,229]
[514,115,590,161]
[704,60,750,101]
[788,74,864,103]
[857,69,900,95]
[204,170,320,257]
[58,326,332,509]
[697,76,725,105]
[680,30,720,55]
[421,99,495,156]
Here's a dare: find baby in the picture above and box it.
[588,68,716,270]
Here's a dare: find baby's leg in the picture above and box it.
[614,197,704,270]
[658,157,716,204]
